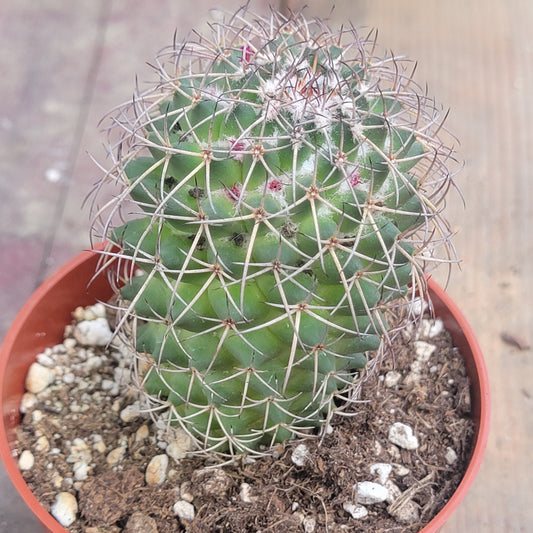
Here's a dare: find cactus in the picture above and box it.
[91,7,455,456]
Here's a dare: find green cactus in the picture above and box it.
[92,8,454,456]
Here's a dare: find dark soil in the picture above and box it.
[15,312,473,533]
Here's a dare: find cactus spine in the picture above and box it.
[92,8,455,456]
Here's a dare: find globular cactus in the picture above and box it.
[92,7,455,456]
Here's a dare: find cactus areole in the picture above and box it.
[92,8,456,456]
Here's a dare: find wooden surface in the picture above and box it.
[1,0,531,530]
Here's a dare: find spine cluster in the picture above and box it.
[91,7,456,455]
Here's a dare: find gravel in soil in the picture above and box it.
[14,303,473,533]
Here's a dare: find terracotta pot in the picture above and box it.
[0,250,490,533]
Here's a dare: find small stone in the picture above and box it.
[36,352,55,367]
[388,422,419,450]
[445,447,458,465]
[63,337,77,350]
[291,444,310,466]
[392,464,410,477]
[356,481,389,504]
[67,438,92,464]
[303,516,316,532]
[31,409,44,423]
[135,424,150,443]
[173,500,195,521]
[180,481,194,503]
[411,298,428,316]
[384,479,402,504]
[35,435,50,453]
[146,454,168,485]
[165,429,193,461]
[74,318,113,346]
[106,445,126,466]
[239,482,256,503]
[124,512,158,533]
[91,434,107,454]
[343,502,368,519]
[120,402,142,423]
[52,474,63,489]
[52,342,67,354]
[20,392,37,413]
[73,462,90,481]
[84,355,103,371]
[113,367,130,386]
[83,303,107,321]
[384,371,402,388]
[403,371,421,387]
[101,379,115,391]
[50,492,78,527]
[369,463,393,485]
[18,450,34,471]
[388,499,420,524]
[191,468,232,498]
[418,317,444,338]
[414,341,436,361]
[63,372,76,384]
[25,362,55,393]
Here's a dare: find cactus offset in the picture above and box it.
[92,8,455,456]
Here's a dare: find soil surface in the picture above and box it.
[15,306,473,533]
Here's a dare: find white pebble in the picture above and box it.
[445,447,458,465]
[120,402,142,423]
[343,502,368,519]
[106,445,126,466]
[20,392,37,413]
[74,318,113,346]
[145,454,168,485]
[32,410,44,423]
[84,355,103,371]
[419,317,444,338]
[83,303,107,320]
[369,463,393,485]
[388,499,420,524]
[62,372,76,385]
[50,492,78,527]
[67,438,91,464]
[135,424,150,443]
[384,480,402,503]
[91,434,107,454]
[384,371,402,388]
[414,341,436,362]
[239,482,256,503]
[291,444,310,467]
[356,481,389,504]
[25,362,55,393]
[303,516,316,532]
[36,352,54,367]
[18,450,34,471]
[113,367,130,387]
[392,464,410,477]
[173,500,195,521]
[73,462,89,481]
[180,481,194,503]
[165,429,193,461]
[35,435,50,453]
[63,337,77,350]
[410,298,428,316]
[388,422,419,450]
[101,379,115,391]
